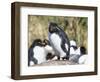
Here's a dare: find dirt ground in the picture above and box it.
[30,60,78,67]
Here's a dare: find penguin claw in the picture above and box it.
[62,56,69,60]
[57,56,60,60]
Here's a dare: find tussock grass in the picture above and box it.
[28,15,88,53]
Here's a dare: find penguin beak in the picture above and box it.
[42,43,45,46]
[49,24,53,32]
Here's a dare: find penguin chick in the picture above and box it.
[69,46,87,64]
[78,55,87,64]
[70,40,77,56]
[70,40,77,47]
[75,46,86,55]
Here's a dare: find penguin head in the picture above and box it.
[75,46,86,55]
[70,40,77,50]
[42,39,53,51]
[43,39,51,46]
[30,39,43,48]
[49,22,59,33]
[34,39,42,43]
[43,39,55,56]
[80,46,86,55]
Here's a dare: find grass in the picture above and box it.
[28,15,88,53]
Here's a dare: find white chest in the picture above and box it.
[50,33,61,49]
[70,47,76,55]
[33,46,47,64]
[75,47,81,55]
[78,55,87,64]
[50,33,66,56]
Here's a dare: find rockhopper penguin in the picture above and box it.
[48,22,70,60]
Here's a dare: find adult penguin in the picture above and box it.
[48,22,70,60]
[28,39,46,66]
[43,39,56,60]
[28,39,55,66]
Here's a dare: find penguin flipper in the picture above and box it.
[28,47,38,66]
[61,41,68,53]
[60,32,70,59]
[58,26,70,43]
[28,48,33,66]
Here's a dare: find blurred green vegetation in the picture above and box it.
[28,15,88,52]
